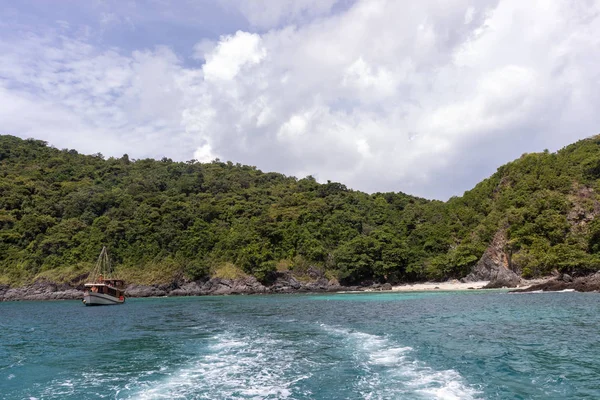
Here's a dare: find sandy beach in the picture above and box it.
[390,278,550,292]
[391,280,490,292]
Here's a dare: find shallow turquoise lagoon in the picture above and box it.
[2,291,600,399]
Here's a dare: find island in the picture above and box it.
[2,134,600,300]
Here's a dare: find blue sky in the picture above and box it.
[2,1,249,60]
[1,0,599,200]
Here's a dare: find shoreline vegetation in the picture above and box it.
[3,134,600,297]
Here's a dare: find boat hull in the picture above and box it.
[83,292,125,306]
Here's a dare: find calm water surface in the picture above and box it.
[1,291,600,399]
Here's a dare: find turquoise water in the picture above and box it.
[2,291,600,399]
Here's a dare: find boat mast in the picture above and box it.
[89,246,112,282]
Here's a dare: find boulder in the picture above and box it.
[483,269,521,289]
[210,279,235,295]
[561,274,573,283]
[230,276,267,294]
[168,281,204,296]
[269,272,305,293]
[304,277,330,292]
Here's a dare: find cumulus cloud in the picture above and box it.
[183,0,600,198]
[1,0,599,199]
[202,31,266,81]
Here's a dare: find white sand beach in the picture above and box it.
[391,280,489,292]
[390,278,549,292]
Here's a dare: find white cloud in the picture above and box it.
[193,143,216,162]
[0,32,194,160]
[182,0,600,198]
[278,113,309,139]
[342,57,397,99]
[202,31,266,81]
[1,0,600,199]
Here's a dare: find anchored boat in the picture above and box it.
[83,247,125,306]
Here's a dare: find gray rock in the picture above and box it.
[0,284,9,298]
[288,277,302,290]
[0,280,83,301]
[307,266,324,279]
[466,229,521,288]
[328,278,340,287]
[511,272,600,293]
[229,277,267,294]
[211,280,235,295]
[125,285,167,297]
[304,277,330,292]
[269,272,306,293]
[483,271,521,289]
[169,281,204,296]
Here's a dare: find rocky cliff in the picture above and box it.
[463,230,522,288]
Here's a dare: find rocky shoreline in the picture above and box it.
[0,272,394,302]
[510,272,600,293]
[3,271,600,302]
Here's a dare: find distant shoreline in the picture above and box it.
[4,275,598,302]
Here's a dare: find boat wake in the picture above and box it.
[132,331,312,399]
[320,325,483,400]
[39,323,482,399]
[131,324,482,400]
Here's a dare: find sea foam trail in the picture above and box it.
[133,331,311,400]
[321,325,483,400]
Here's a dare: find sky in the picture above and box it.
[1,0,599,200]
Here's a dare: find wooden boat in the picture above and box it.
[83,247,125,306]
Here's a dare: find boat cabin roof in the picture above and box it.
[84,279,125,287]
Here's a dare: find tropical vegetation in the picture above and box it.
[2,134,600,286]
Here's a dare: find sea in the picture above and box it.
[1,290,600,399]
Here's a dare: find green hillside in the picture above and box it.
[1,134,600,287]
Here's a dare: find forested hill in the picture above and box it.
[2,134,600,287]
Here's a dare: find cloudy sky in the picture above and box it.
[1,0,599,199]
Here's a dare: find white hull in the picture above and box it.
[83,292,125,306]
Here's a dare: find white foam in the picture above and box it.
[209,338,246,350]
[321,325,482,400]
[37,324,481,399]
[41,370,139,399]
[133,331,311,399]
[370,347,413,366]
[520,289,576,294]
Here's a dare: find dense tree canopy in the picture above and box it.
[1,134,600,286]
